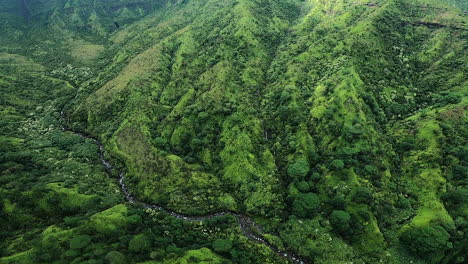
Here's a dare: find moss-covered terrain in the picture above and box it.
[0,0,466,263]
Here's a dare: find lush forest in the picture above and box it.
[0,0,466,263]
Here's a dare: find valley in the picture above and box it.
[0,0,466,264]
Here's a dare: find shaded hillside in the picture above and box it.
[0,0,467,264]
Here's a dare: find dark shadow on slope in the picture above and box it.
[17,0,31,19]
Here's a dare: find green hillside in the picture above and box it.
[0,0,466,263]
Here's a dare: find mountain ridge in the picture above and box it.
[0,0,466,263]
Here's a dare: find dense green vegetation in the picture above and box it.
[0,0,466,263]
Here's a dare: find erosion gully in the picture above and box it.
[61,112,307,264]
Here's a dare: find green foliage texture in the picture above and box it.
[0,0,466,263]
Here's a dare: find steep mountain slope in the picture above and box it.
[69,0,300,215]
[0,0,467,263]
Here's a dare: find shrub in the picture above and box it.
[330,210,351,234]
[129,234,151,253]
[287,158,310,179]
[69,235,92,250]
[64,249,80,258]
[292,193,320,218]
[105,251,126,264]
[400,225,451,260]
[452,165,468,181]
[329,196,347,211]
[352,187,373,205]
[364,165,378,176]
[296,181,310,193]
[310,172,321,182]
[153,137,169,149]
[280,91,291,102]
[330,159,345,170]
[442,188,468,211]
[212,239,232,253]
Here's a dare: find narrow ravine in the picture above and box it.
[60,112,308,264]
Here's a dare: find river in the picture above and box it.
[60,111,308,264]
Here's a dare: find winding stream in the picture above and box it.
[60,112,307,264]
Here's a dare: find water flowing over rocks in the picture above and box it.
[60,111,307,264]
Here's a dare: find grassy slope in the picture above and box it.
[71,0,301,215]
[0,0,466,263]
[0,8,282,263]
[71,0,466,262]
